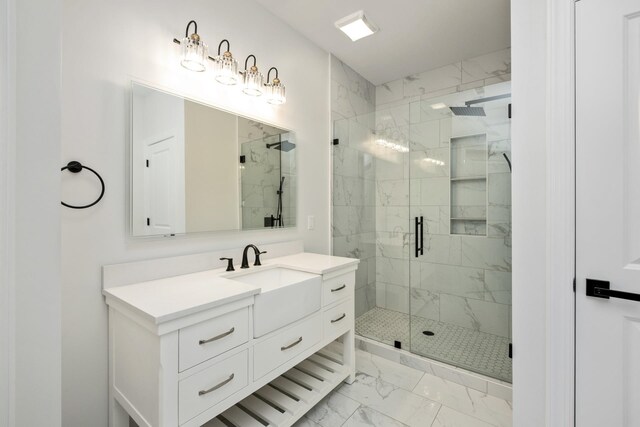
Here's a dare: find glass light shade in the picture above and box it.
[265,82,286,105]
[214,54,238,85]
[180,36,208,72]
[242,70,263,96]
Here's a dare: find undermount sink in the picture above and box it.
[227,267,321,338]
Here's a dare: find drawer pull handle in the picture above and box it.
[331,284,346,292]
[199,327,235,345]
[281,337,303,351]
[198,373,235,396]
[331,313,346,323]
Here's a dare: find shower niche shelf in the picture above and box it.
[450,134,488,236]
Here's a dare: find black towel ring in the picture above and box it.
[61,161,105,209]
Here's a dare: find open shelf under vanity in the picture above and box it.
[204,342,347,427]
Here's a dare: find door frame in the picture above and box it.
[0,0,14,424]
[512,0,576,425]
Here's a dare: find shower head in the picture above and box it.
[266,140,296,152]
[449,93,512,117]
[449,106,486,117]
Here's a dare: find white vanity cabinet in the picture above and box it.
[103,252,358,427]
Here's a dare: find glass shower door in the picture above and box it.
[332,103,412,350]
[408,82,513,382]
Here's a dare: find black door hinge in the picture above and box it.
[332,138,339,146]
[146,217,150,226]
[146,159,149,167]
[508,103,512,119]
[573,277,576,292]
[508,343,513,359]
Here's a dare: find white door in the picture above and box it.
[576,1,640,425]
[143,134,185,235]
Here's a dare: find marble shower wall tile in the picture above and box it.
[332,56,376,109]
[484,270,512,304]
[461,48,511,84]
[376,104,411,130]
[410,148,449,178]
[376,256,408,286]
[377,179,409,206]
[409,120,440,151]
[420,177,449,206]
[404,63,462,98]
[439,293,510,337]
[376,79,404,106]
[385,283,410,314]
[418,262,487,300]
[376,231,410,260]
[410,288,439,320]
[422,234,462,265]
[488,139,512,174]
[461,236,512,272]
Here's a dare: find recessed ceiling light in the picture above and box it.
[431,103,447,110]
[335,11,378,42]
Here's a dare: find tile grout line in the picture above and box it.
[429,403,444,427]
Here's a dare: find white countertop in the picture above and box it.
[265,252,359,275]
[103,252,358,325]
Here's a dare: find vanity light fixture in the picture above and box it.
[173,20,208,72]
[264,67,286,105]
[335,11,378,42]
[211,39,239,85]
[241,55,264,96]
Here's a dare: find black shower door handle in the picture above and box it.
[415,216,424,258]
[586,279,640,302]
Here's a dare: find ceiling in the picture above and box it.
[255,0,510,85]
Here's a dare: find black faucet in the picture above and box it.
[241,244,267,269]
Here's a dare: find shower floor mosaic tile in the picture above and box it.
[355,307,512,382]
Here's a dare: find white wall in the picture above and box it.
[2,0,62,426]
[61,0,330,425]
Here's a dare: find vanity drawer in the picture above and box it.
[253,313,322,380]
[322,272,355,307]
[179,307,249,371]
[178,350,248,425]
[323,299,353,340]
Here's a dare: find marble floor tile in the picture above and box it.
[342,407,410,427]
[292,417,323,427]
[413,374,512,427]
[431,406,497,427]
[304,390,360,427]
[337,372,441,427]
[355,349,425,391]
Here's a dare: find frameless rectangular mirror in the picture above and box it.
[131,83,296,236]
